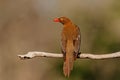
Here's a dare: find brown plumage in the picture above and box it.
[54,17,81,77]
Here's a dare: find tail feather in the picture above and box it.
[63,55,74,77]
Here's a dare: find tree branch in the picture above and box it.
[18,51,120,60]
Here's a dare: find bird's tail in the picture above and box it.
[63,52,74,77]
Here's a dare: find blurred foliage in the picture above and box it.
[0,0,120,80]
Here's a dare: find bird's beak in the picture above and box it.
[53,18,60,22]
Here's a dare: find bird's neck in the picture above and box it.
[63,22,74,28]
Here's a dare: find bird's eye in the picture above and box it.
[60,18,64,21]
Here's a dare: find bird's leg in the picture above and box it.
[77,52,81,58]
[73,52,78,60]
[62,50,66,61]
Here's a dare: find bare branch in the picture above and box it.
[18,51,120,60]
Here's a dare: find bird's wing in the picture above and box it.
[61,32,67,60]
[74,26,81,55]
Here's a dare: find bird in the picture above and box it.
[53,17,81,77]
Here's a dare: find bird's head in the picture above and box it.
[53,17,71,24]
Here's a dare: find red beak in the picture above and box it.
[53,18,60,22]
